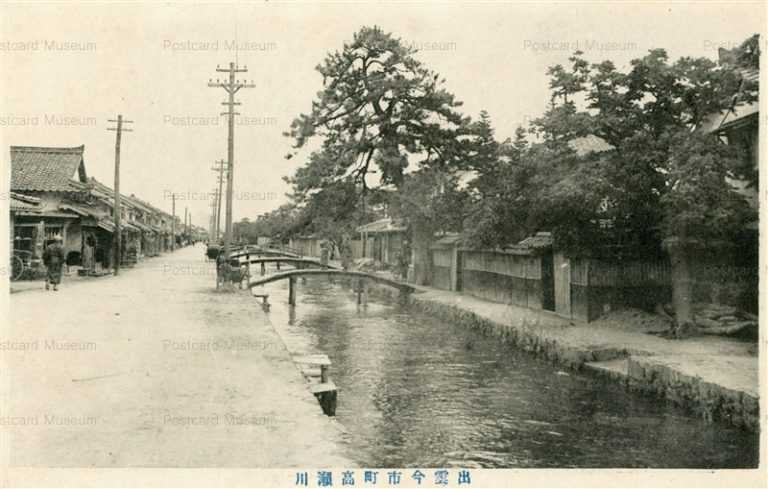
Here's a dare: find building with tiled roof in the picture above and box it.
[9,143,179,272]
[11,145,88,192]
[697,48,759,211]
[355,217,408,266]
[85,177,174,257]
[10,145,103,268]
[697,66,759,134]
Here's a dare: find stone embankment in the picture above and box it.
[355,276,759,431]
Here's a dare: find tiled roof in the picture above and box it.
[121,221,141,233]
[59,202,108,220]
[431,233,462,248]
[88,178,116,202]
[130,220,156,233]
[699,104,758,133]
[567,135,614,157]
[10,145,86,192]
[699,67,759,133]
[88,177,171,219]
[96,220,116,233]
[516,231,553,249]
[505,232,553,255]
[740,67,759,83]
[356,217,407,234]
[10,193,41,212]
[123,194,156,215]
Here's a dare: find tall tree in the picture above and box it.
[285,25,472,214]
[388,168,468,284]
[285,25,475,268]
[463,113,537,248]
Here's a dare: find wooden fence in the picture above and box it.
[449,249,544,309]
[571,258,672,287]
[429,245,755,320]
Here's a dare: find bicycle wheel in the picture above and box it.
[11,255,24,281]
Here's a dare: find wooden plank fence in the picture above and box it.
[572,258,672,287]
[460,250,541,280]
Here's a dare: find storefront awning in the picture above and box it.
[14,210,79,219]
[95,220,115,233]
[130,220,155,233]
[59,203,102,218]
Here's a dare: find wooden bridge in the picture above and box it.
[248,269,415,305]
[241,257,338,275]
[229,248,300,260]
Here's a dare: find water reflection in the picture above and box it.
[259,278,758,468]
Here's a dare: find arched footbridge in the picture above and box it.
[248,269,416,305]
[241,257,339,275]
[230,248,301,260]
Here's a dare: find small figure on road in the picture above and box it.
[43,235,66,291]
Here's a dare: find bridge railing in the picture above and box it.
[266,244,303,257]
[248,269,414,306]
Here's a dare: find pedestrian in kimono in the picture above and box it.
[43,235,66,291]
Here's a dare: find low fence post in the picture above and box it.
[289,276,296,305]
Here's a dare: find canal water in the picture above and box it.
[256,277,759,468]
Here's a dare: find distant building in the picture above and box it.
[10,144,177,274]
[356,217,407,266]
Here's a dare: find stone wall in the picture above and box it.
[626,356,758,431]
[376,285,759,432]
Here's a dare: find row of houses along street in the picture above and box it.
[10,145,205,285]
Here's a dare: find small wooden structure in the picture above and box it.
[248,269,415,306]
[229,248,300,261]
[236,257,338,276]
[293,354,337,416]
[252,292,270,311]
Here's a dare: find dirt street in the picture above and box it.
[3,245,352,467]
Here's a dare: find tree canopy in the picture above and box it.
[465,38,758,258]
[283,25,477,244]
[286,26,472,195]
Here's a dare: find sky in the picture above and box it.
[1,1,764,227]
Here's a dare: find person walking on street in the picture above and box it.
[43,235,66,291]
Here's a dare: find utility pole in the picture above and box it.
[107,114,133,275]
[171,193,176,251]
[209,189,218,242]
[211,159,227,242]
[208,63,254,264]
[184,206,188,243]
